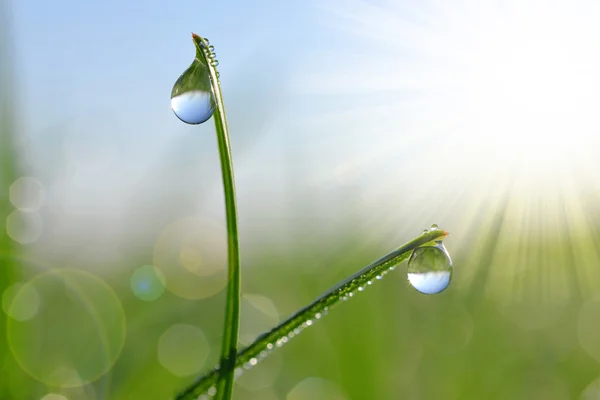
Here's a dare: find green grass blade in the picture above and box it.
[192,34,241,400]
[175,229,448,399]
[189,34,241,400]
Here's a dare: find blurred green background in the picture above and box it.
[3,0,600,399]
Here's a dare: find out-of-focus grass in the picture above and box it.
[1,2,23,398]
[3,214,600,399]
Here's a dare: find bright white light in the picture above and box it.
[304,0,600,182]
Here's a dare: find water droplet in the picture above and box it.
[306,320,313,326]
[358,286,364,292]
[249,358,258,366]
[207,386,217,396]
[171,35,216,125]
[423,229,429,234]
[367,280,373,285]
[376,275,383,280]
[266,343,274,350]
[315,312,322,319]
[390,266,396,271]
[407,242,453,295]
[430,223,439,231]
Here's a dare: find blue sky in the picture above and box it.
[8,0,600,264]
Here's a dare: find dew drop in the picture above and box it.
[266,343,274,350]
[376,275,383,280]
[171,34,216,125]
[315,312,322,319]
[207,386,217,396]
[358,286,364,292]
[430,223,439,231]
[306,319,313,326]
[407,241,453,295]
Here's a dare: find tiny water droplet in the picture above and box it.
[367,280,373,285]
[294,328,301,335]
[207,386,217,396]
[390,266,396,271]
[288,331,295,338]
[376,275,383,280]
[348,292,354,297]
[315,312,322,319]
[358,286,364,292]
[249,358,258,366]
[407,241,453,295]
[266,343,274,350]
[306,319,313,326]
[234,367,243,377]
[423,229,429,234]
[430,223,439,231]
[171,34,216,125]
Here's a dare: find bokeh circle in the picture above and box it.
[6,269,127,387]
[153,217,227,299]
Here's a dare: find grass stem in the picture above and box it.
[175,228,447,399]
[192,33,241,400]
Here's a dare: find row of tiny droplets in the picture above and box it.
[203,38,219,78]
[195,265,398,399]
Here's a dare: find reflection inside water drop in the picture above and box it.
[407,241,453,295]
[171,34,216,125]
[171,90,215,125]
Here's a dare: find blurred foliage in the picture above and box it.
[2,206,600,399]
[1,1,23,398]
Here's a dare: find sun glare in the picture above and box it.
[308,0,600,304]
